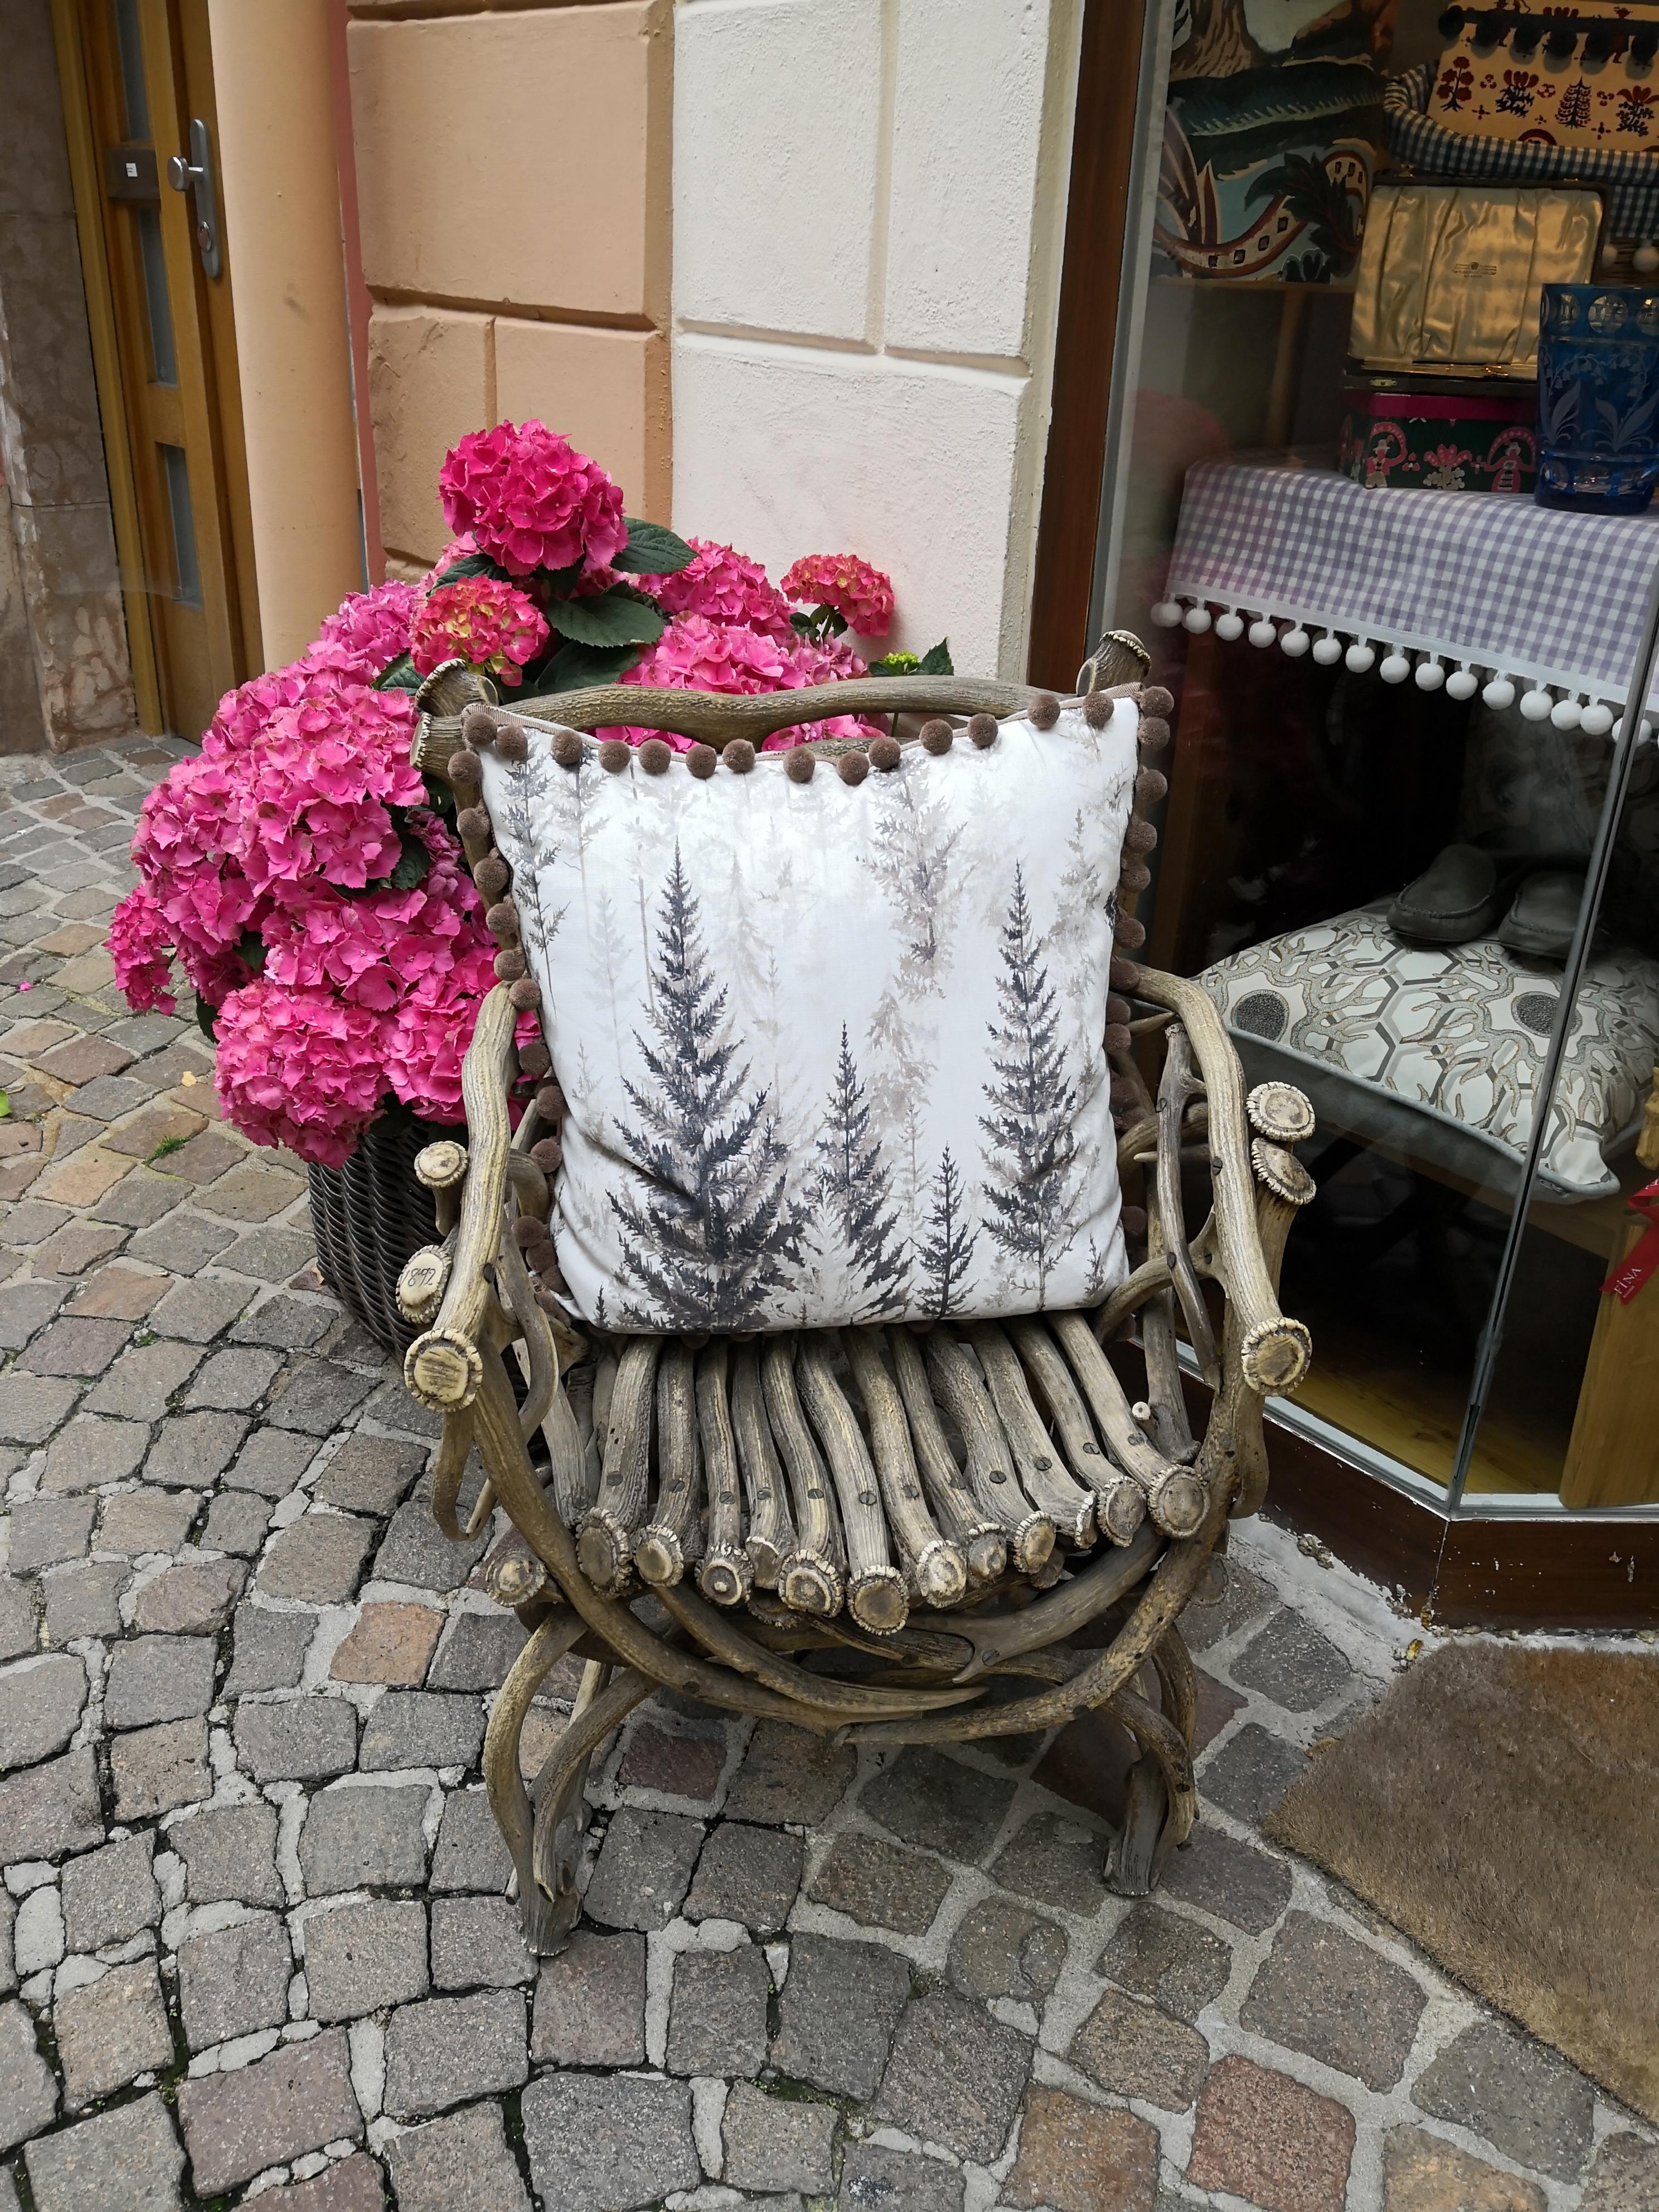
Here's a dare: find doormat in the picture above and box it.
[1265,1641,1659,2122]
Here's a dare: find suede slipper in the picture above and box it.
[1388,843,1505,944]
[1497,868,1587,962]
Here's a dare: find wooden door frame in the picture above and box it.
[52,0,257,737]
[53,0,163,733]
[1027,0,1150,691]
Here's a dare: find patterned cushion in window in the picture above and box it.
[479,702,1139,1332]
[1200,904,1659,1201]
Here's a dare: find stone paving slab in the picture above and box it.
[0,741,1655,2212]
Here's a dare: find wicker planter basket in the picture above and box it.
[308,1107,448,1351]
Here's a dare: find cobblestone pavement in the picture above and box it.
[0,738,1656,2212]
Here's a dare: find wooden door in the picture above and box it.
[56,0,256,738]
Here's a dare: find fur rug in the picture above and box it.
[1265,1641,1659,2122]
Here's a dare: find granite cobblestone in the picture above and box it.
[0,746,1647,2212]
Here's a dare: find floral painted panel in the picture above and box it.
[1202,904,1659,1200]
[479,706,1138,1332]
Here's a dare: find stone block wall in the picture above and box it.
[670,0,1083,678]
[0,2,135,753]
[345,0,673,574]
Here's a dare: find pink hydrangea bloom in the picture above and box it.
[214,979,393,1168]
[108,886,177,1015]
[410,576,549,687]
[648,539,794,637]
[600,614,879,750]
[781,552,895,637]
[311,580,420,678]
[438,421,627,579]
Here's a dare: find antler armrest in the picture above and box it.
[402,985,519,1411]
[1129,968,1311,1398]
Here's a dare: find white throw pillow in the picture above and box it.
[479,704,1139,1332]
[1201,903,1659,1202]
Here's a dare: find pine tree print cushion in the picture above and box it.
[477,702,1141,1333]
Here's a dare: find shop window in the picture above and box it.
[1093,0,1659,1518]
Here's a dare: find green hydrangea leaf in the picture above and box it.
[547,588,667,650]
[918,638,954,675]
[531,639,648,695]
[432,551,514,589]
[613,518,696,575]
[373,651,424,694]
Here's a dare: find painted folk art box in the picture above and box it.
[1337,375,1540,491]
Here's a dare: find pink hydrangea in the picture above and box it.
[647,539,794,637]
[781,552,895,637]
[214,979,393,1168]
[410,576,549,687]
[310,580,419,678]
[108,886,177,1015]
[439,421,627,578]
[600,614,879,751]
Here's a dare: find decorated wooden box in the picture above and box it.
[1337,376,1540,492]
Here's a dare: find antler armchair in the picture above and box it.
[396,638,1314,1954]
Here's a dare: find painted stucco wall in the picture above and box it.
[670,0,1082,678]
[345,0,673,574]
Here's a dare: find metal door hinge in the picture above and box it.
[166,117,221,280]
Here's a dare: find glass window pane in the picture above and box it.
[162,443,201,607]
[1469,719,1659,1508]
[113,0,149,142]
[136,206,176,387]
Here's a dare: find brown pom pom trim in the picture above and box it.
[1104,1022,1132,1054]
[966,712,998,749]
[1109,1074,1141,1109]
[534,1284,567,1313]
[460,702,497,749]
[1105,995,1131,1024]
[837,749,869,785]
[508,977,542,1012]
[687,743,719,779]
[535,1081,567,1121]
[511,1217,543,1251]
[869,735,901,771]
[493,948,527,983]
[455,807,490,843]
[724,739,756,774]
[1122,1204,1148,1239]
[1125,819,1158,854]
[1138,717,1171,753]
[784,747,816,784]
[1030,693,1060,730]
[474,854,510,901]
[599,739,632,774]
[530,1137,564,1173]
[495,724,528,763]
[551,729,585,769]
[1135,768,1168,807]
[1120,861,1151,894]
[1082,692,1113,729]
[1115,914,1147,950]
[485,901,520,943]
[518,1040,551,1080]
[1141,685,1174,718]
[639,737,673,775]
[920,719,954,755]
[448,748,483,788]
[1110,956,1141,991]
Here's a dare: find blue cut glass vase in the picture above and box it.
[1536,284,1659,516]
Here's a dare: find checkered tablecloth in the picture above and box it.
[1166,462,1659,706]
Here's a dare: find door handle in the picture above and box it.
[165,117,221,281]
